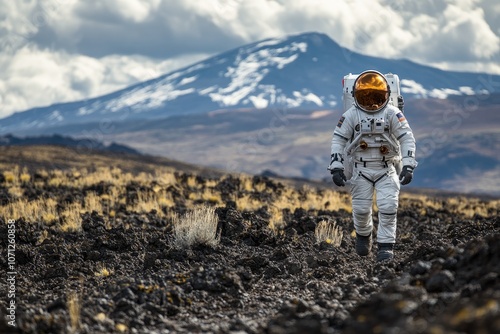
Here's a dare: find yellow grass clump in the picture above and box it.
[154,169,177,184]
[60,203,83,232]
[4,171,16,183]
[1,198,58,223]
[84,192,103,214]
[7,186,24,199]
[95,263,113,277]
[266,186,352,214]
[20,167,31,183]
[128,190,172,217]
[186,175,200,189]
[115,323,128,332]
[268,206,285,232]
[235,193,263,211]
[173,206,220,248]
[186,186,222,205]
[315,220,343,247]
[67,291,81,332]
[3,166,20,184]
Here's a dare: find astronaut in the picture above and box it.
[328,70,417,262]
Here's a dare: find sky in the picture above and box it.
[0,0,499,118]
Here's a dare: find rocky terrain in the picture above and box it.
[0,146,499,334]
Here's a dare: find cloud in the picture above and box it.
[28,0,245,58]
[13,0,500,60]
[0,45,208,117]
[0,0,499,117]
[400,1,499,62]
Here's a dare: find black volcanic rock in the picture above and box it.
[1,157,499,334]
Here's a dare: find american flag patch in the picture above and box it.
[396,112,406,122]
[337,116,345,128]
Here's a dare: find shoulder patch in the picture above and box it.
[396,112,406,122]
[337,116,345,128]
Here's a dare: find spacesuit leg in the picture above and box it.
[350,170,374,237]
[375,167,400,244]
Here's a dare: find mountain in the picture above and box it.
[2,32,500,135]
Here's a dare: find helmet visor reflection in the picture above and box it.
[355,72,388,91]
[354,89,389,111]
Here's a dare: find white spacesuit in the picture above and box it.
[328,70,417,262]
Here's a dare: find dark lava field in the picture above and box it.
[0,146,499,334]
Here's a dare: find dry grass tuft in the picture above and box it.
[67,291,81,332]
[315,220,343,247]
[173,206,220,248]
[7,186,24,199]
[187,188,222,206]
[3,166,20,184]
[128,190,171,217]
[115,323,128,332]
[37,230,49,245]
[4,171,16,183]
[84,192,103,214]
[235,194,263,211]
[60,203,83,232]
[95,263,113,278]
[20,167,31,183]
[1,198,58,223]
[269,206,285,232]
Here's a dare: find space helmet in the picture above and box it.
[353,70,390,112]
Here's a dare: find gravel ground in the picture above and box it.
[1,174,499,334]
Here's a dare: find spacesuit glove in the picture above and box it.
[399,166,414,185]
[331,168,347,187]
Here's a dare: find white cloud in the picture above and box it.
[0,45,208,117]
[401,2,499,62]
[427,60,500,74]
[0,0,499,117]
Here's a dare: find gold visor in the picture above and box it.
[354,71,389,112]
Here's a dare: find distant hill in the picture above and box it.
[0,145,227,179]
[0,134,140,155]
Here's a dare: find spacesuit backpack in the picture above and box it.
[341,71,405,180]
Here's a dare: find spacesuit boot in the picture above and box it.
[377,243,394,262]
[355,232,372,256]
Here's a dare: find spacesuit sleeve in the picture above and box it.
[390,110,418,168]
[328,110,355,171]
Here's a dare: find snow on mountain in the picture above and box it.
[2,32,500,134]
